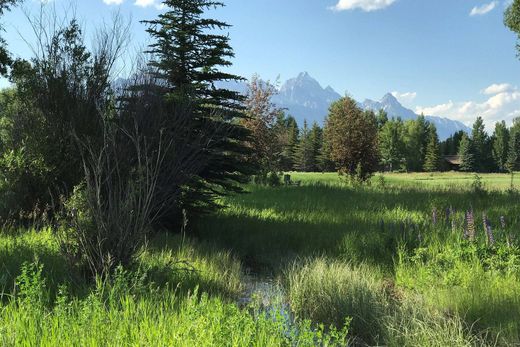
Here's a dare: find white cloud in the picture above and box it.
[470,1,497,16]
[103,0,124,4]
[134,0,164,10]
[482,83,513,95]
[391,91,417,105]
[415,84,520,131]
[330,0,396,12]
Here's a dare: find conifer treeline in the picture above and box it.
[244,79,520,174]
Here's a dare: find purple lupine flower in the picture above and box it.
[484,215,495,246]
[466,210,475,241]
[482,213,487,238]
[451,217,457,234]
[445,207,451,225]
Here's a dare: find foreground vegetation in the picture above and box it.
[0,173,517,345]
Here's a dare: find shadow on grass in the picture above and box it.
[196,184,520,272]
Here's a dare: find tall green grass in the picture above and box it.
[0,262,348,346]
[1,172,519,345]
[286,257,494,346]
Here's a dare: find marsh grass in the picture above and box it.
[0,265,349,346]
[286,257,495,346]
[1,172,520,346]
[285,258,387,344]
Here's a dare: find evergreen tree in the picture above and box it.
[309,122,323,171]
[376,109,388,130]
[440,130,464,156]
[143,0,254,221]
[492,121,510,172]
[506,119,520,172]
[323,98,379,181]
[317,134,335,172]
[294,120,315,172]
[458,133,476,172]
[274,113,299,171]
[378,119,406,172]
[471,116,492,172]
[423,124,441,172]
[403,114,429,172]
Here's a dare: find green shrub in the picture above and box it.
[266,171,281,187]
[0,148,51,222]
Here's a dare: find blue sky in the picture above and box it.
[2,0,520,128]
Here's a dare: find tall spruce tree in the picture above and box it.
[143,0,253,221]
[309,122,323,171]
[440,130,464,156]
[378,118,406,172]
[492,121,510,172]
[294,120,315,172]
[471,116,492,172]
[506,119,520,172]
[458,133,476,172]
[404,114,429,172]
[423,124,441,172]
[274,114,299,171]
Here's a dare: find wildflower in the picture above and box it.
[451,217,457,234]
[483,215,495,246]
[432,208,437,225]
[466,210,475,241]
[500,216,506,229]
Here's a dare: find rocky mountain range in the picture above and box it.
[218,72,471,140]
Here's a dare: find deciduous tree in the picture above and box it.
[323,97,379,182]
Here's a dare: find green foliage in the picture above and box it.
[324,97,379,181]
[505,0,520,58]
[471,117,493,172]
[242,76,282,171]
[379,118,406,172]
[274,114,300,171]
[458,133,476,172]
[440,130,464,156]
[506,119,520,172]
[0,148,51,221]
[0,20,115,221]
[0,0,19,76]
[15,261,49,307]
[423,124,441,172]
[403,114,429,172]
[294,120,316,172]
[142,0,254,222]
[492,121,510,172]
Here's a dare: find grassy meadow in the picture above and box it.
[1,172,520,345]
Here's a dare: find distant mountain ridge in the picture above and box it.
[359,93,471,140]
[217,72,471,140]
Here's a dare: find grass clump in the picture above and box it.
[286,257,387,344]
[286,257,496,346]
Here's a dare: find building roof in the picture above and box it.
[443,155,461,165]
